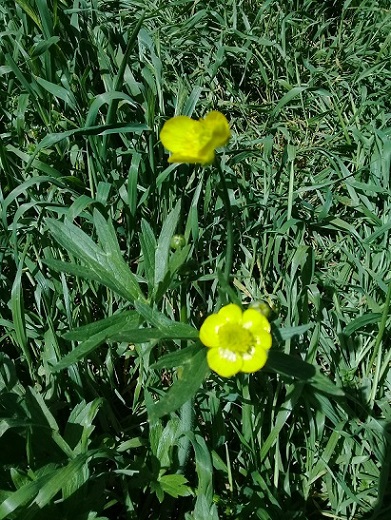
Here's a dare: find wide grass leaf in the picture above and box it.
[155,200,181,288]
[51,312,140,371]
[0,474,52,520]
[267,350,345,397]
[148,345,209,421]
[45,214,143,302]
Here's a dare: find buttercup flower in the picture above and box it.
[160,111,230,165]
[199,304,272,377]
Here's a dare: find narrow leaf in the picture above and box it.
[149,346,209,421]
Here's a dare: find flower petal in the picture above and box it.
[207,347,242,377]
[240,345,268,373]
[254,330,272,350]
[242,309,272,351]
[168,152,211,164]
[199,314,222,348]
[242,309,271,334]
[218,303,242,324]
[160,116,202,155]
[160,111,230,165]
[202,111,231,148]
[194,147,216,165]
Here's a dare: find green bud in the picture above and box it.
[249,301,272,318]
[170,234,186,250]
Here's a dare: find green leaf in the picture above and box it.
[64,399,103,456]
[267,350,345,396]
[30,123,148,160]
[85,91,139,127]
[53,304,198,371]
[134,300,199,340]
[189,433,218,519]
[111,326,198,343]
[34,456,89,508]
[158,474,191,499]
[155,200,181,288]
[10,250,31,371]
[150,344,200,370]
[278,323,312,340]
[148,346,209,421]
[63,311,139,341]
[342,313,381,335]
[140,218,157,290]
[14,0,42,29]
[34,75,77,110]
[0,474,52,519]
[271,86,307,116]
[0,353,17,391]
[260,383,304,461]
[51,312,140,372]
[29,36,60,58]
[45,216,143,302]
[25,387,74,457]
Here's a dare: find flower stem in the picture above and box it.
[216,160,234,284]
[177,266,193,470]
[366,277,391,406]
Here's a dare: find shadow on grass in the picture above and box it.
[343,386,391,520]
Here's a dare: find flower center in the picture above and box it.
[219,323,253,353]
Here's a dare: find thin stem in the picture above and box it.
[367,278,391,406]
[177,285,193,470]
[102,14,145,160]
[215,159,234,284]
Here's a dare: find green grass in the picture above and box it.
[1,0,391,518]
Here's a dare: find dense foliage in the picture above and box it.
[1,1,391,518]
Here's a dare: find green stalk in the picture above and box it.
[177,397,193,469]
[177,268,193,470]
[102,14,145,161]
[367,278,391,406]
[215,160,234,285]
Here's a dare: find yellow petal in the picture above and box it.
[160,111,230,165]
[207,347,242,377]
[218,303,242,324]
[167,152,212,164]
[194,146,216,165]
[242,309,271,334]
[160,116,203,154]
[240,346,268,373]
[202,111,231,148]
[254,330,272,350]
[199,314,222,348]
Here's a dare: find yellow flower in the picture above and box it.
[199,304,272,377]
[160,111,230,165]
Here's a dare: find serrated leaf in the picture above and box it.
[158,474,191,498]
[45,217,142,302]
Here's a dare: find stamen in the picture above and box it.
[219,323,254,353]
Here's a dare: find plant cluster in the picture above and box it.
[1,1,391,519]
